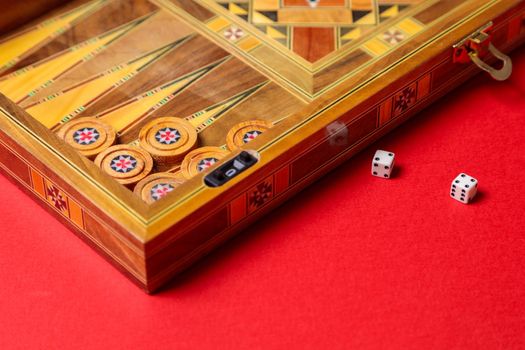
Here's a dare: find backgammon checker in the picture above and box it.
[95,144,154,187]
[0,0,524,292]
[180,146,231,179]
[226,120,273,150]
[56,117,117,159]
[134,171,186,204]
[138,116,198,170]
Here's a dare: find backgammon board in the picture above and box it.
[0,0,524,292]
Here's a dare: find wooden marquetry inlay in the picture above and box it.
[29,168,86,230]
[229,193,247,225]
[68,198,85,229]
[30,169,46,198]
[0,0,524,291]
[417,74,432,101]
[209,0,422,64]
[0,138,31,186]
[44,178,70,217]
[247,176,274,214]
[393,82,417,118]
[378,98,393,127]
[156,0,463,99]
[273,165,290,196]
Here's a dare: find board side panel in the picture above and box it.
[145,12,525,292]
[0,127,147,287]
[0,1,523,292]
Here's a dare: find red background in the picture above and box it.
[1,48,524,349]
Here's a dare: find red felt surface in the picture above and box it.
[1,48,525,349]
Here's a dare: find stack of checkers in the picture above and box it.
[138,117,198,172]
[94,145,154,188]
[56,116,275,201]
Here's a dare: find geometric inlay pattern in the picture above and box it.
[248,178,273,213]
[73,127,100,145]
[150,183,175,201]
[155,127,181,145]
[243,130,262,144]
[213,0,415,63]
[110,155,137,173]
[197,157,219,172]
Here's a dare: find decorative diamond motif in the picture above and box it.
[394,86,416,114]
[197,157,219,172]
[248,180,273,210]
[110,155,137,173]
[150,183,175,201]
[224,26,244,41]
[155,127,181,145]
[382,28,405,45]
[46,185,68,212]
[73,127,100,145]
[243,130,262,144]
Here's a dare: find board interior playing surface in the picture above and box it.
[0,0,482,190]
[0,0,521,224]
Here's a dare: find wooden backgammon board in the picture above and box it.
[0,0,524,292]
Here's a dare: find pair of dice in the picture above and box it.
[371,150,478,204]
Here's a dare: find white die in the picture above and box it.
[450,173,478,204]
[371,150,395,178]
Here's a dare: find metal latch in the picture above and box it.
[453,22,512,81]
[204,151,258,187]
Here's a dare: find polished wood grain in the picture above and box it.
[292,27,335,63]
[0,0,523,292]
[0,0,70,34]
[5,0,158,76]
[18,11,194,107]
[82,35,231,116]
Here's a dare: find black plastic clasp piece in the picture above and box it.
[204,151,258,187]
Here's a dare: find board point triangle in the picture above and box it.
[381,5,400,18]
[341,27,361,41]
[266,26,286,40]
[229,3,248,16]
[0,0,106,70]
[354,11,376,25]
[186,83,266,132]
[100,59,227,133]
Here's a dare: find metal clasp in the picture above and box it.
[453,22,513,81]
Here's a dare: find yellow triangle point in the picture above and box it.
[0,23,132,103]
[266,26,286,39]
[229,3,248,16]
[381,5,399,18]
[355,12,376,25]
[186,97,239,129]
[252,11,274,24]
[341,27,361,41]
[27,48,167,128]
[98,70,205,132]
[186,87,258,132]
[0,0,106,70]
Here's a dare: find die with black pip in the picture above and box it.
[372,150,395,179]
[450,173,478,204]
